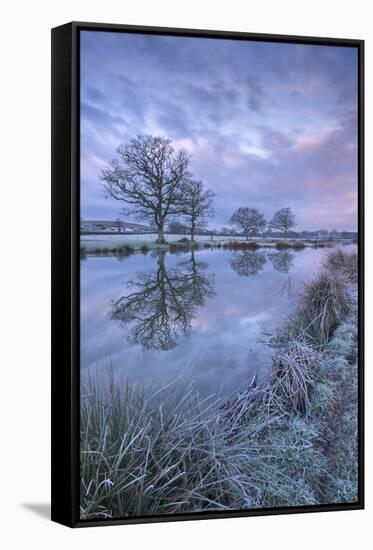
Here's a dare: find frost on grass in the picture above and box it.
[317,299,359,504]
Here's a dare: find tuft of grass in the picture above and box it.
[323,248,357,283]
[223,241,260,250]
[275,241,305,250]
[291,241,306,250]
[288,271,350,348]
[275,241,291,249]
[269,341,321,414]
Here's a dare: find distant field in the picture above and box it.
[80,233,253,250]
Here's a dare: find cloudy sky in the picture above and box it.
[80,30,358,231]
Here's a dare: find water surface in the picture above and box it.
[80,245,354,397]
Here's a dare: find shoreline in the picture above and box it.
[80,237,356,257]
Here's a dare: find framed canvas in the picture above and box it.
[51,21,364,528]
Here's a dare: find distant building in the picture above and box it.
[80,220,150,233]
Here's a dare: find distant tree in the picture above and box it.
[220,227,230,235]
[183,179,215,242]
[101,135,190,244]
[269,207,296,238]
[115,218,124,233]
[230,207,266,240]
[167,221,189,235]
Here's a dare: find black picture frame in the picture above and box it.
[51,21,365,528]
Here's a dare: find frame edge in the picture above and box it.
[51,22,79,528]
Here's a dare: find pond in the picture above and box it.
[80,244,355,398]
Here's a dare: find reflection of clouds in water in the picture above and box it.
[80,245,354,397]
[82,313,271,397]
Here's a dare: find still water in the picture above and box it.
[80,245,353,397]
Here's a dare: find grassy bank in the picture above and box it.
[80,249,358,519]
[80,237,354,257]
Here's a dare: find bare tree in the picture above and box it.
[269,207,296,238]
[183,179,215,242]
[101,135,190,244]
[230,207,266,240]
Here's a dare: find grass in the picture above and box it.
[288,272,350,348]
[275,241,305,250]
[222,241,260,250]
[80,249,358,518]
[268,340,321,414]
[291,241,306,250]
[80,374,327,518]
[86,244,135,257]
[324,248,357,283]
[284,249,356,348]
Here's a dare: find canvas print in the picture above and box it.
[79,30,359,520]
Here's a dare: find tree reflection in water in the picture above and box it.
[268,250,295,273]
[110,250,215,351]
[229,251,266,277]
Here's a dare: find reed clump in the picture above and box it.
[291,241,306,250]
[323,248,357,283]
[223,241,260,250]
[274,241,290,249]
[289,271,350,347]
[275,241,305,250]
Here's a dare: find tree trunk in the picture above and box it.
[156,222,167,244]
[190,248,196,269]
[158,250,166,270]
[191,221,195,242]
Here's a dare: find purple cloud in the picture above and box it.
[80,31,358,231]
